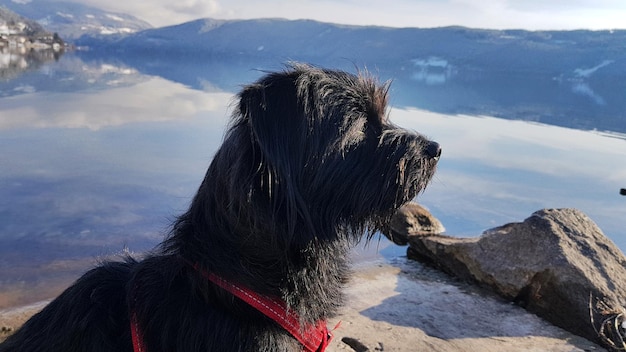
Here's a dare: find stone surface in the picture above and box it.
[327,258,602,351]
[1,259,604,351]
[384,202,445,245]
[407,208,626,347]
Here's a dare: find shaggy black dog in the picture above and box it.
[0,64,440,352]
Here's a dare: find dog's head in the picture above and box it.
[196,63,439,249]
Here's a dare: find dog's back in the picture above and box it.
[0,259,135,352]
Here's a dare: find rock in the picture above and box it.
[327,257,603,352]
[384,202,445,245]
[407,208,626,347]
[341,337,370,351]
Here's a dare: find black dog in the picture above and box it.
[0,64,440,352]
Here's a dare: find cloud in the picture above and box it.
[390,108,626,181]
[164,0,220,16]
[504,0,624,12]
[474,0,626,29]
[46,0,626,29]
[0,77,231,131]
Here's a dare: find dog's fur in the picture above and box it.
[0,64,439,352]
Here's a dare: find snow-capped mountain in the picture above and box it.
[0,0,152,39]
[79,18,626,81]
[72,18,626,134]
[0,5,49,37]
[3,3,626,135]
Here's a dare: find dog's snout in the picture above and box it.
[425,141,442,160]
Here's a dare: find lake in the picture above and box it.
[1,51,625,309]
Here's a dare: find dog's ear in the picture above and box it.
[238,76,306,178]
[238,73,306,157]
[237,75,313,245]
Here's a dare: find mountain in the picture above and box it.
[0,5,50,38]
[0,0,152,39]
[3,8,626,135]
[78,18,626,80]
[74,18,626,134]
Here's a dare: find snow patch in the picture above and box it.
[412,57,449,68]
[105,14,124,22]
[574,60,614,78]
[0,23,9,35]
[56,12,74,19]
[200,20,226,33]
[99,27,136,35]
[99,64,136,75]
[572,82,605,105]
[410,57,456,85]
[13,84,36,94]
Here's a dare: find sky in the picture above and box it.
[41,0,626,30]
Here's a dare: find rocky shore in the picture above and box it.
[327,258,602,351]
[1,207,619,351]
[0,257,604,351]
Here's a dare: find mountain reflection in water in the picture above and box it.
[0,54,624,309]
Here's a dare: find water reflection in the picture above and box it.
[399,110,626,243]
[410,57,456,85]
[0,77,229,130]
[0,47,63,82]
[0,54,625,309]
[1,76,231,245]
[0,73,234,308]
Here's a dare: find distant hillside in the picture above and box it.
[1,6,48,37]
[0,6,64,47]
[76,18,626,80]
[74,18,626,134]
[0,0,152,39]
[3,5,626,134]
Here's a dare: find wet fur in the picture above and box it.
[0,64,438,352]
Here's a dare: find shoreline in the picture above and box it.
[1,255,605,351]
[0,301,48,341]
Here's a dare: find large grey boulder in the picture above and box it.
[408,208,626,347]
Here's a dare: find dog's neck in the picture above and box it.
[187,261,334,351]
[163,226,352,324]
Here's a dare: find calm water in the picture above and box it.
[1,52,625,308]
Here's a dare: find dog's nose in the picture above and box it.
[426,141,442,160]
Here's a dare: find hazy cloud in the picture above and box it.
[0,77,231,131]
[45,0,626,29]
[164,0,220,17]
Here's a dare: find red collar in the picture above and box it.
[131,263,334,352]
